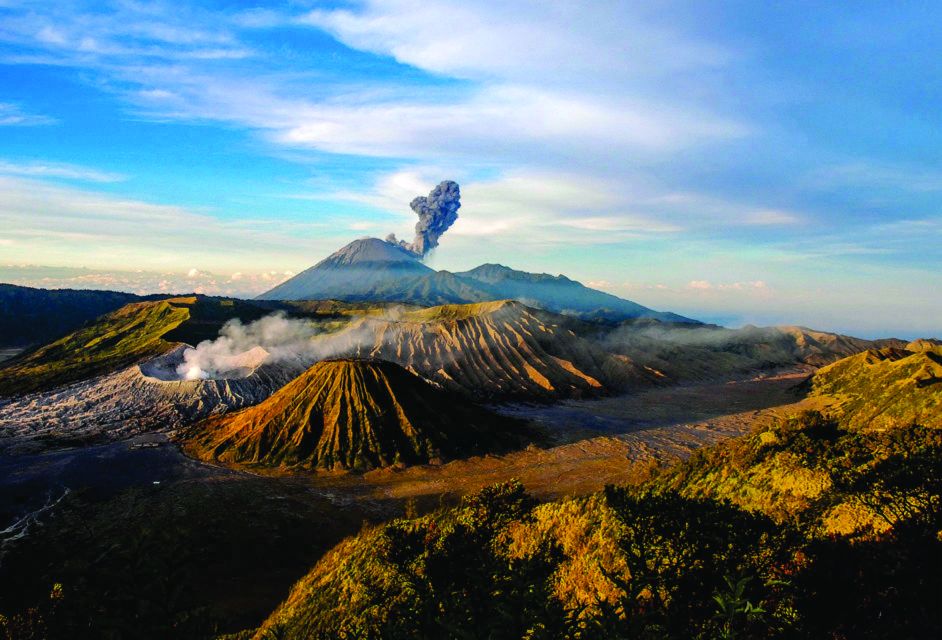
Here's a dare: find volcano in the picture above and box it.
[258,237,693,323]
[183,358,526,471]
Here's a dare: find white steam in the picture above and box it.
[177,312,322,380]
[175,310,412,381]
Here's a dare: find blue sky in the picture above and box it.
[0,1,939,338]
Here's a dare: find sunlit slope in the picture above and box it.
[0,283,142,349]
[0,299,191,396]
[338,300,659,399]
[248,414,942,639]
[805,344,942,430]
[0,296,271,397]
[185,359,525,471]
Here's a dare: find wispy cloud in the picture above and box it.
[0,174,345,272]
[299,1,730,84]
[743,209,803,225]
[0,264,291,297]
[0,159,124,182]
[0,0,747,166]
[0,102,56,126]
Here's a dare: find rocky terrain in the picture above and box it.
[0,345,304,453]
[184,358,527,471]
[804,340,942,430]
[331,300,661,400]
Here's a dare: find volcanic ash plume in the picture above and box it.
[388,180,461,257]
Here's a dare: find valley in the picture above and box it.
[0,249,938,638]
[0,364,817,637]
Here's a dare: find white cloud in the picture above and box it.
[272,84,746,159]
[299,1,729,84]
[321,169,685,250]
[0,159,125,182]
[744,209,802,225]
[686,279,771,293]
[0,264,289,297]
[0,175,344,273]
[0,1,748,170]
[0,102,56,126]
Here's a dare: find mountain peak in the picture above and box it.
[322,237,424,267]
[184,358,521,470]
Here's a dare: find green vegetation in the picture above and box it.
[805,345,942,430]
[246,405,942,639]
[0,296,274,397]
[0,284,141,349]
[0,299,190,396]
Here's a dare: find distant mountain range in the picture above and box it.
[257,237,694,323]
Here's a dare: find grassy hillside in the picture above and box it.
[184,359,530,471]
[805,345,942,430]
[0,299,191,397]
[0,296,273,397]
[0,284,142,348]
[245,386,942,638]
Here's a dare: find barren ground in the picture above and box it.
[281,368,834,503]
[0,367,834,634]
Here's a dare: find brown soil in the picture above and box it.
[282,368,833,503]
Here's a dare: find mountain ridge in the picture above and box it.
[258,237,694,323]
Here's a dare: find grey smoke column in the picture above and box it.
[390,180,461,257]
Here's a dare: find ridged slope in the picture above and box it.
[0,298,191,397]
[456,263,692,322]
[806,345,942,430]
[185,359,520,470]
[612,323,897,382]
[335,300,659,400]
[256,238,438,302]
[0,345,302,450]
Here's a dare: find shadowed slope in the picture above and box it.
[0,284,142,349]
[257,238,692,322]
[456,263,692,322]
[0,296,272,397]
[184,359,525,471]
[610,322,903,382]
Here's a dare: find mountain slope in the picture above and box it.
[249,407,942,639]
[0,298,190,397]
[184,359,525,470]
[257,238,440,302]
[456,263,692,322]
[0,345,304,451]
[805,345,942,430]
[257,237,692,323]
[0,296,272,397]
[0,284,142,349]
[610,322,902,382]
[331,300,660,399]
